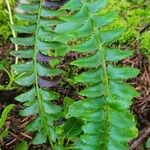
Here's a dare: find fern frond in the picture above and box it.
[11,0,66,148]
[55,0,140,149]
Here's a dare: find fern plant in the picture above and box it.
[54,0,140,149]
[10,0,67,148]
[10,0,140,149]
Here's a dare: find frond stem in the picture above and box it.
[96,43,110,150]
[82,2,110,149]
[33,0,54,149]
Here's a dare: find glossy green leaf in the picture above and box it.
[61,5,88,22]
[37,40,52,51]
[82,122,103,134]
[32,129,47,145]
[71,36,97,53]
[71,52,101,68]
[39,19,64,27]
[38,27,55,42]
[11,24,36,33]
[69,97,105,118]
[11,36,34,46]
[81,134,102,146]
[26,117,42,132]
[20,102,39,116]
[11,61,33,73]
[43,102,61,115]
[15,141,28,150]
[55,22,82,33]
[108,65,140,80]
[15,73,35,86]
[49,127,57,142]
[99,28,125,43]
[110,81,139,101]
[41,8,62,17]
[93,11,118,28]
[74,68,103,84]
[63,117,83,138]
[86,0,107,13]
[40,89,59,101]
[80,83,104,98]
[63,97,74,115]
[61,0,82,10]
[37,63,62,77]
[18,3,39,12]
[105,48,133,61]
[71,19,92,38]
[16,13,37,22]
[15,88,36,102]
[10,49,34,58]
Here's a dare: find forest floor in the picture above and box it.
[0,40,150,150]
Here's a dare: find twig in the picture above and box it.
[129,127,150,150]
[20,132,32,140]
[139,23,150,34]
[5,138,17,146]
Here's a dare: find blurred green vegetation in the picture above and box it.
[0,0,16,43]
[141,31,150,60]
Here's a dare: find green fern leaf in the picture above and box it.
[10,37,34,46]
[61,0,82,10]
[11,25,36,33]
[11,62,33,73]
[10,49,34,58]
[18,3,39,12]
[32,129,47,145]
[93,11,118,28]
[62,117,83,138]
[15,13,37,22]
[15,88,36,102]
[105,48,133,61]
[15,73,35,86]
[99,28,125,43]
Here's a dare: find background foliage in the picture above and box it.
[106,0,150,58]
[0,0,16,43]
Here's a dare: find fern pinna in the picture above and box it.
[55,0,140,149]
[10,0,67,148]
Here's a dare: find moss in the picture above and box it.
[102,0,150,59]
[141,31,150,58]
